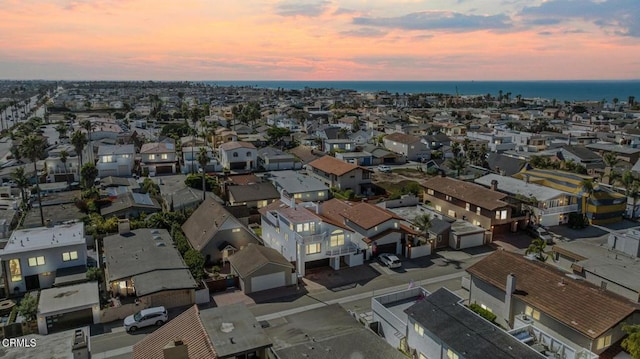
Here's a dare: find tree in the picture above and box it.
[80,120,94,164]
[60,150,70,184]
[622,323,640,359]
[55,121,69,140]
[197,147,210,201]
[266,126,291,145]
[71,130,88,174]
[80,163,98,189]
[21,135,46,226]
[86,267,103,281]
[414,214,432,243]
[447,156,468,177]
[11,167,29,207]
[184,248,205,281]
[580,179,595,222]
[618,170,640,219]
[17,293,38,322]
[451,142,461,157]
[525,238,548,262]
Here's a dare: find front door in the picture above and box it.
[25,275,40,291]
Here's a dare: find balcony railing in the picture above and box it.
[539,204,578,215]
[301,232,326,244]
[325,243,358,257]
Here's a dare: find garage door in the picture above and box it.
[251,272,285,293]
[376,242,398,255]
[156,165,174,174]
[459,232,484,249]
[46,308,93,334]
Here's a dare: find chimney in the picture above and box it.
[504,273,516,329]
[490,180,498,191]
[163,339,189,359]
[118,219,131,235]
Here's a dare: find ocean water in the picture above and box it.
[204,80,639,103]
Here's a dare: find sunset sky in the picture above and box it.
[0,0,638,81]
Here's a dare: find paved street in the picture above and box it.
[89,249,490,358]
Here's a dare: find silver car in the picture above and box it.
[124,306,168,332]
[378,253,402,268]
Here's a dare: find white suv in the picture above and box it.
[124,306,168,332]
[377,165,392,173]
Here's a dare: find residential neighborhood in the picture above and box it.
[1,80,640,359]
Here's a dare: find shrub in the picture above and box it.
[17,294,38,322]
[469,303,497,323]
[184,249,205,281]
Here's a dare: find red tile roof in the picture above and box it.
[423,176,509,210]
[133,305,217,359]
[384,132,422,144]
[307,156,360,176]
[467,250,638,339]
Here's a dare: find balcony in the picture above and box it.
[301,232,325,244]
[539,204,578,215]
[325,243,359,257]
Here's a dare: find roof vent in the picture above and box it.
[156,243,166,247]
[221,322,234,333]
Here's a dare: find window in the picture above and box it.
[495,209,507,220]
[284,233,289,241]
[102,155,113,163]
[414,322,424,336]
[473,220,481,226]
[330,230,345,247]
[148,154,155,160]
[427,189,434,195]
[318,192,325,197]
[445,195,452,201]
[480,304,492,312]
[233,152,238,157]
[28,256,45,267]
[447,349,459,359]
[419,354,427,359]
[246,152,252,157]
[306,243,321,255]
[435,205,442,212]
[62,251,78,262]
[161,153,168,160]
[9,259,21,282]
[297,224,303,232]
[394,222,398,229]
[465,203,470,211]
[448,209,456,218]
[374,226,378,232]
[232,228,241,233]
[294,193,302,199]
[362,171,370,179]
[476,207,481,215]
[525,306,540,320]
[597,335,612,350]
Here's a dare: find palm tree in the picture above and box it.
[80,120,94,164]
[603,152,620,185]
[80,163,98,190]
[60,150,70,184]
[197,147,210,201]
[451,142,461,157]
[617,171,640,218]
[580,179,595,222]
[526,238,548,262]
[447,157,468,177]
[414,214,432,244]
[71,130,88,175]
[10,167,29,207]
[21,135,46,226]
[55,121,69,142]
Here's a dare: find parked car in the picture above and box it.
[378,253,402,268]
[124,306,168,332]
[527,225,553,244]
[377,165,392,173]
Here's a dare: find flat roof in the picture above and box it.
[38,282,99,315]
[200,303,272,358]
[132,269,197,296]
[475,174,574,202]
[1,222,84,256]
[269,170,328,193]
[450,220,486,235]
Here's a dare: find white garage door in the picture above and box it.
[251,272,285,293]
[459,232,484,249]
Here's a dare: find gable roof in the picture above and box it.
[307,155,362,176]
[219,141,256,151]
[133,305,217,359]
[319,199,401,230]
[182,197,241,251]
[140,141,175,154]
[228,243,293,278]
[384,132,421,144]
[422,176,509,210]
[467,250,638,339]
[559,145,602,161]
[486,153,526,176]
[228,182,280,203]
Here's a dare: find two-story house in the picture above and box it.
[96,144,135,178]
[383,132,430,161]
[323,139,357,153]
[422,175,524,235]
[219,141,257,171]
[181,146,218,174]
[467,250,640,356]
[306,155,372,196]
[474,174,580,227]
[140,140,178,175]
[257,147,299,171]
[0,222,86,295]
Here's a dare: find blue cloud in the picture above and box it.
[520,0,640,37]
[275,1,330,17]
[353,11,512,31]
[340,28,388,38]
